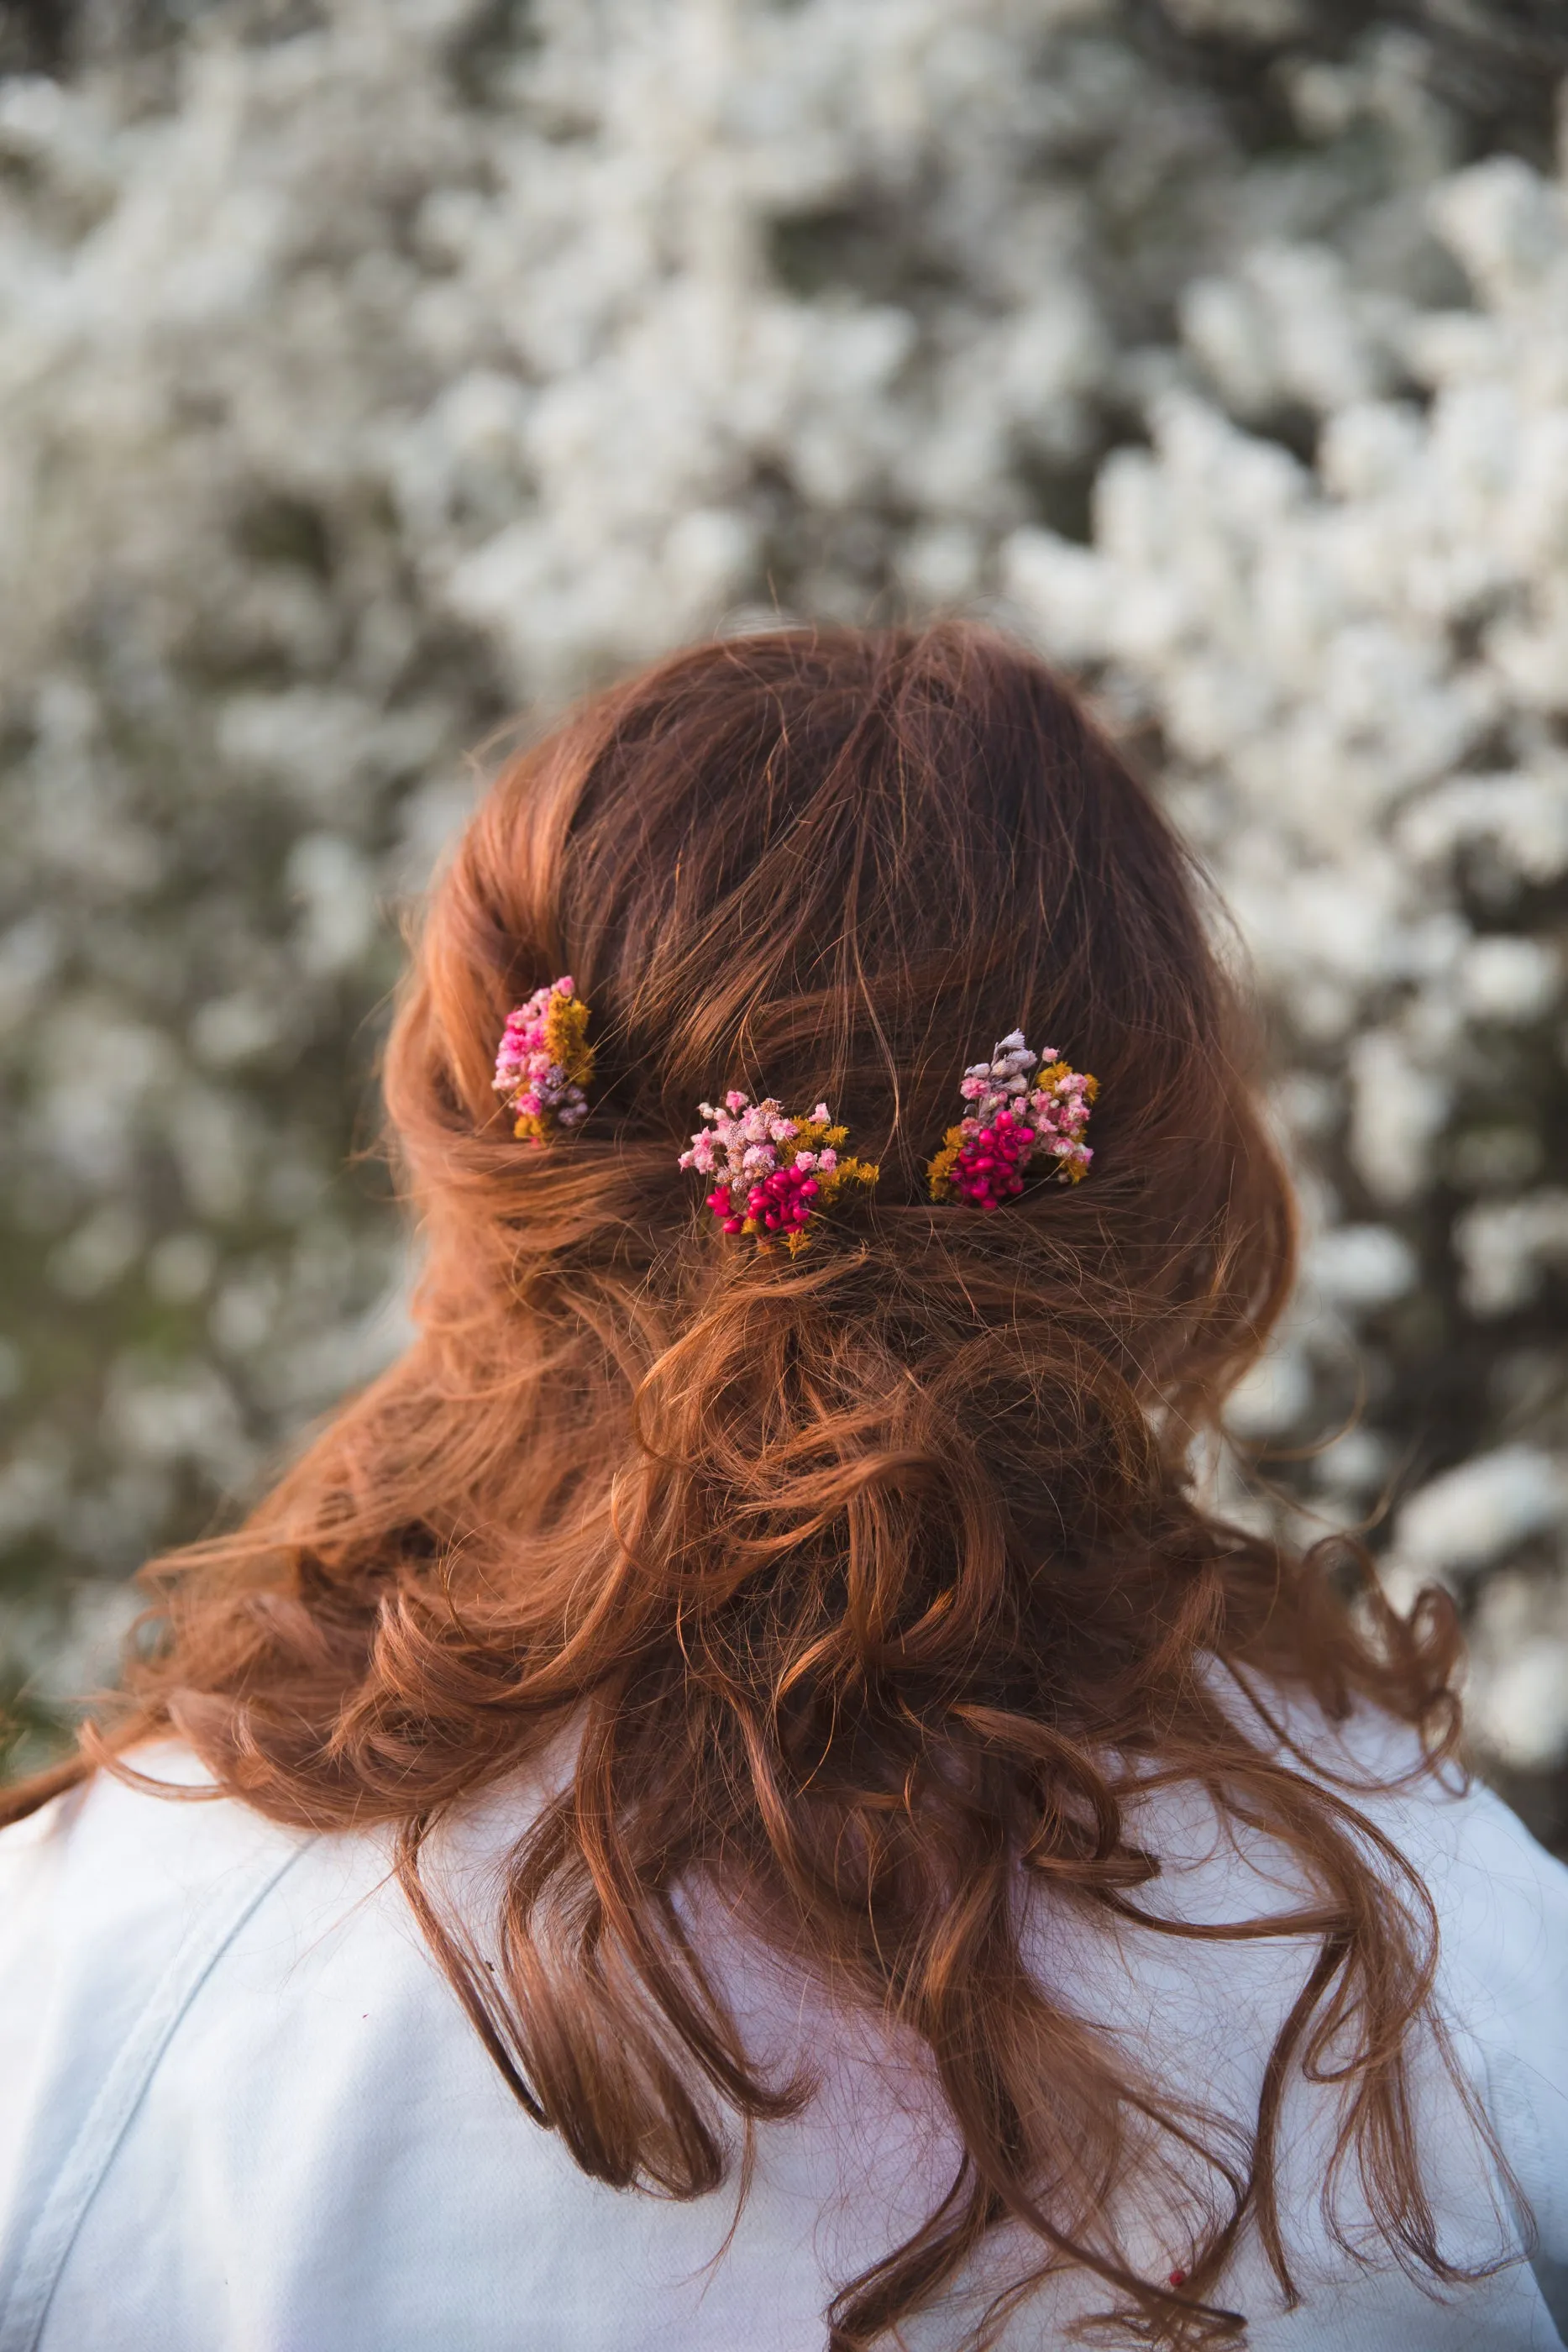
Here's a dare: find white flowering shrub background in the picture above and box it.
[1,0,1565,1825]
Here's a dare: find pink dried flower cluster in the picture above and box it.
[927,1030,1097,1210]
[679,1092,878,1252]
[679,1092,831,1231]
[491,975,592,1143]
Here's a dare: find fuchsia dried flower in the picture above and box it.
[492,976,594,1144]
[926,1029,1097,1209]
[679,1091,879,1253]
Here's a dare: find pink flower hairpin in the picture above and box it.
[492,976,594,1144]
[679,1093,879,1254]
[926,1030,1097,1209]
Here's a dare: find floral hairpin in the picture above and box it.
[679,1093,879,1253]
[926,1030,1096,1208]
[492,975,593,1144]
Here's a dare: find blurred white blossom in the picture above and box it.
[1389,1446,1568,1587]
[1,0,1565,1777]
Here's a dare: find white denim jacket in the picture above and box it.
[1,1704,1565,2352]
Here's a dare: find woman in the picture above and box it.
[1,624,1564,2351]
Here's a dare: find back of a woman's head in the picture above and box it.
[51,626,1471,2347]
[384,622,1295,1663]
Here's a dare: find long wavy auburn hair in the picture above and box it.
[10,624,1483,2347]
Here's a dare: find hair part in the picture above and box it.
[8,624,1478,2347]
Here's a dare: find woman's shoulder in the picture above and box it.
[0,1756,601,2350]
[0,1753,405,2349]
[0,1742,509,2137]
[0,1744,319,2099]
[1188,1675,1568,2021]
[0,1746,325,2137]
[1345,1707,1568,2260]
[1219,1677,1568,2258]
[1240,1678,1568,1950]
[0,1740,311,1912]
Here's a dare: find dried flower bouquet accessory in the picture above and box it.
[679,1092,879,1253]
[492,976,594,1143]
[926,1030,1096,1209]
